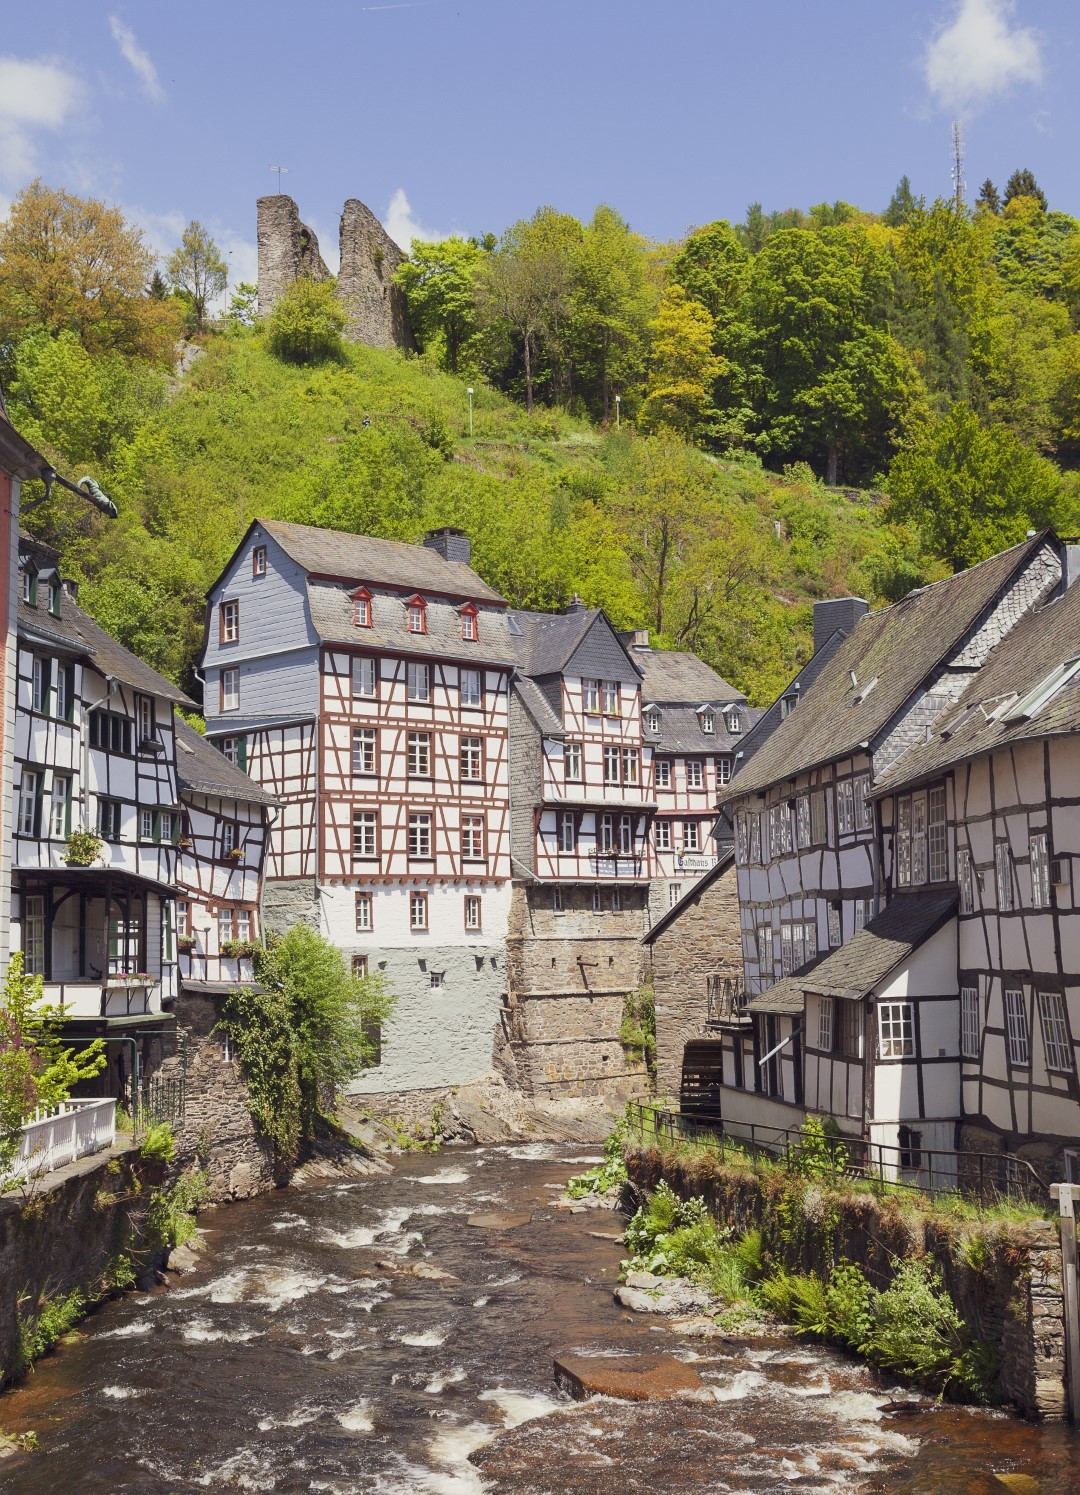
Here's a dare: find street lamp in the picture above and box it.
[615,394,621,430]
[467,387,474,438]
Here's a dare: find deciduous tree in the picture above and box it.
[166,221,227,333]
[395,237,484,374]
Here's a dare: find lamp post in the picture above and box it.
[467,387,474,438]
[615,394,621,430]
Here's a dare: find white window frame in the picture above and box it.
[407,662,430,703]
[602,680,620,716]
[656,820,672,852]
[958,848,974,915]
[460,668,482,707]
[717,757,732,785]
[928,786,947,882]
[960,986,979,1060]
[622,748,640,786]
[598,813,614,855]
[687,760,704,790]
[564,741,582,782]
[817,996,834,1052]
[355,892,373,932]
[410,892,428,930]
[911,791,928,885]
[854,774,873,832]
[408,812,432,859]
[996,841,1014,912]
[407,730,432,778]
[352,727,377,777]
[582,680,600,715]
[1030,832,1051,909]
[24,894,46,975]
[559,812,576,853]
[221,666,240,712]
[756,923,774,971]
[464,895,481,932]
[460,736,483,781]
[836,779,855,835]
[827,901,841,948]
[895,796,911,886]
[1004,988,1029,1066]
[18,771,39,837]
[668,883,680,908]
[49,776,70,840]
[31,656,47,714]
[1038,990,1073,1073]
[352,655,377,700]
[796,794,811,850]
[352,809,378,859]
[878,1001,914,1059]
[603,746,621,784]
[461,815,485,861]
[655,759,671,789]
[701,711,714,735]
[683,820,700,851]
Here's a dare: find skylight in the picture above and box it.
[1004,656,1080,722]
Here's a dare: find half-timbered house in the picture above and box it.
[200,520,515,1096]
[705,532,1065,1152]
[11,535,194,1096]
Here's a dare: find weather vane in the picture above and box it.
[269,165,290,195]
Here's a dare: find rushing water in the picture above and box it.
[1,1143,1079,1493]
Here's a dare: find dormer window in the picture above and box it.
[701,709,715,735]
[353,588,372,628]
[644,705,660,734]
[727,709,741,734]
[252,545,267,578]
[460,604,478,642]
[49,579,61,617]
[21,567,36,606]
[406,596,427,634]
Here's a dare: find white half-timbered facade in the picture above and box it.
[11,536,194,1077]
[700,533,1065,1162]
[200,520,515,1094]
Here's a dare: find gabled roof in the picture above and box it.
[257,519,506,604]
[633,650,745,705]
[643,849,735,944]
[17,540,193,707]
[722,534,1060,800]
[174,717,278,805]
[508,605,642,686]
[874,579,1080,797]
[746,955,831,1014]
[799,891,957,1002]
[513,675,564,738]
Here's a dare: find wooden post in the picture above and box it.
[1051,1183,1080,1424]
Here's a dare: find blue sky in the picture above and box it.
[1,1,1076,297]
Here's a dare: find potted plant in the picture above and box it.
[177,836,194,851]
[65,828,104,867]
[177,934,196,953]
[221,939,260,960]
[224,846,246,863]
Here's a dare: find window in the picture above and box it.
[781,693,798,720]
[564,741,582,782]
[961,987,979,1060]
[461,816,485,861]
[140,809,154,841]
[252,545,267,577]
[898,1126,923,1172]
[353,954,369,979]
[31,656,47,714]
[592,887,602,913]
[727,710,741,734]
[958,849,974,915]
[553,886,564,914]
[48,577,61,613]
[604,746,621,784]
[221,667,240,712]
[995,842,1014,911]
[410,893,428,931]
[352,655,377,700]
[782,921,817,974]
[407,662,430,702]
[352,810,378,859]
[669,883,681,908]
[687,760,704,790]
[1030,833,1051,908]
[464,895,481,932]
[837,780,855,835]
[217,906,234,946]
[353,727,377,776]
[220,600,239,643]
[461,606,478,642]
[352,893,373,933]
[23,895,45,976]
[236,909,252,943]
[656,820,672,852]
[817,996,834,1052]
[838,1000,860,1058]
[622,748,639,786]
[407,730,431,778]
[221,820,239,856]
[53,663,72,722]
[854,775,873,832]
[49,777,70,839]
[157,812,177,844]
[353,590,372,628]
[756,923,774,971]
[17,771,40,837]
[21,568,36,605]
[602,681,620,716]
[599,813,615,854]
[430,971,444,990]
[828,901,841,948]
[646,710,661,733]
[618,814,634,855]
[1038,990,1073,1073]
[810,792,826,846]
[895,797,912,886]
[97,797,122,841]
[701,710,714,735]
[177,900,190,937]
[460,736,482,781]
[1005,989,1029,1066]
[612,887,623,912]
[911,792,928,885]
[749,814,761,864]
[854,897,873,931]
[461,668,482,707]
[878,1002,914,1059]
[407,597,427,634]
[559,812,577,852]
[655,760,671,789]
[718,757,732,785]
[409,813,432,859]
[583,680,600,715]
[768,804,792,858]
[683,820,700,851]
[796,795,811,850]
[137,695,154,744]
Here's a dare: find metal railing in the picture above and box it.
[706,975,750,1026]
[627,1101,1050,1207]
[588,852,645,877]
[5,1098,117,1182]
[132,1076,185,1137]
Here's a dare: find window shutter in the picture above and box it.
[64,663,75,722]
[237,735,248,772]
[153,811,161,844]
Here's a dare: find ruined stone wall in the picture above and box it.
[256,195,330,315]
[648,865,743,1099]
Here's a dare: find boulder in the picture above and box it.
[466,1211,533,1230]
[553,1351,704,1401]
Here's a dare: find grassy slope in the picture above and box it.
[69,333,893,705]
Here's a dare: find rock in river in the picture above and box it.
[553,1351,704,1401]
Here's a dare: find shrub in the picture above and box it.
[619,985,656,1075]
[566,1116,629,1197]
[139,1122,176,1163]
[863,1258,993,1400]
[267,277,346,365]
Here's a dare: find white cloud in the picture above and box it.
[0,55,80,186]
[108,16,165,104]
[382,188,448,250]
[924,0,1042,113]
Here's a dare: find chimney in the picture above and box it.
[618,628,650,651]
[565,594,588,615]
[423,526,471,566]
[1065,543,1080,589]
[813,596,869,655]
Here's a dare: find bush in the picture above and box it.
[139,1122,176,1163]
[267,277,346,365]
[863,1257,993,1400]
[566,1116,629,1197]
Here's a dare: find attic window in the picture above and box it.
[252,545,267,578]
[48,578,61,617]
[21,567,36,606]
[460,603,479,642]
[353,588,372,628]
[406,596,427,634]
[645,708,661,734]
[700,709,715,735]
[508,615,522,636]
[727,709,741,734]
[1005,656,1080,722]
[853,676,878,704]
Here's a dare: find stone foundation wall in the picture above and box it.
[626,1144,1068,1420]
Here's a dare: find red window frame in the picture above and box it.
[460,604,479,642]
[219,599,239,644]
[353,588,372,628]
[252,545,267,578]
[406,595,427,634]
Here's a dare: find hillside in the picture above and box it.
[26,332,900,707]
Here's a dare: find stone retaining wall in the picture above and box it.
[626,1143,1068,1420]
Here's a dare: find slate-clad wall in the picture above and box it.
[508,690,541,874]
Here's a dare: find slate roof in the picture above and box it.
[18,539,193,706]
[799,891,958,1002]
[644,703,764,755]
[174,717,277,805]
[260,519,506,604]
[746,960,829,1015]
[873,579,1080,797]
[507,608,604,676]
[721,534,1059,801]
[634,650,745,705]
[0,384,45,479]
[307,579,517,667]
[513,676,564,737]
[731,627,850,770]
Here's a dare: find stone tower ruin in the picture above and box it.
[256,193,413,352]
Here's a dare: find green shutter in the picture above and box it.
[152,810,161,844]
[64,663,75,722]
[237,735,248,772]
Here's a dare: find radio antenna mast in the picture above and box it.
[269,165,290,196]
[950,121,965,209]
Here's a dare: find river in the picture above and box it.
[1,1142,1079,1493]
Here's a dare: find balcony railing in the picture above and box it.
[706,975,751,1026]
[588,852,645,877]
[5,1098,116,1183]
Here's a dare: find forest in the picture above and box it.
[0,170,1077,708]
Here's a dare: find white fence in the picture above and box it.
[6,1098,117,1183]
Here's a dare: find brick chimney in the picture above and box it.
[813,596,869,655]
[423,527,471,566]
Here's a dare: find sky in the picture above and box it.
[1,0,1077,301]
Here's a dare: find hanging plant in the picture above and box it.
[221,939,260,960]
[65,829,104,867]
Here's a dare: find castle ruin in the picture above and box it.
[256,194,413,352]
